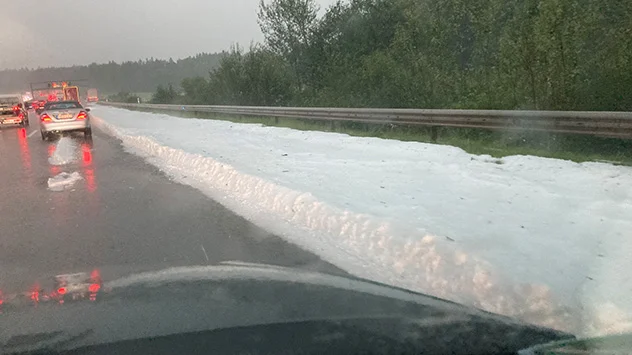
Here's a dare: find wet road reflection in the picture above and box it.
[80,139,100,213]
[1,113,342,297]
[48,144,61,175]
[45,134,101,221]
[81,141,98,193]
[17,127,32,174]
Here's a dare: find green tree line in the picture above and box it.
[107,92,142,104]
[0,53,223,95]
[159,0,631,111]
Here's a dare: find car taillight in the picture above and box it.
[41,114,52,122]
[57,287,67,295]
[77,111,88,120]
[89,283,100,293]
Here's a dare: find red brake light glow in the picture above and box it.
[57,287,67,295]
[88,283,100,293]
[76,111,87,120]
[41,114,52,122]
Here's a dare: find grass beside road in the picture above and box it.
[127,106,632,165]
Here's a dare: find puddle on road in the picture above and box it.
[48,137,78,165]
[44,134,96,192]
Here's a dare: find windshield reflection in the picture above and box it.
[0,269,104,311]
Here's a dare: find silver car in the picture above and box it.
[39,101,92,140]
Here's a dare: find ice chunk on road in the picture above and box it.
[48,137,77,165]
[47,172,83,191]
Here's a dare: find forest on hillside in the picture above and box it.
[156,0,632,111]
[0,53,223,94]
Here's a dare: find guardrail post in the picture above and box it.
[431,126,438,142]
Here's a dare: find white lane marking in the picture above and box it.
[200,244,209,262]
[28,130,38,138]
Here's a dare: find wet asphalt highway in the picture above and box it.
[0,110,342,293]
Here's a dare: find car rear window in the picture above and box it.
[45,102,82,110]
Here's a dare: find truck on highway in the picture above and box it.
[87,88,98,103]
[63,86,80,102]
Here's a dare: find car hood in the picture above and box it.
[0,262,573,354]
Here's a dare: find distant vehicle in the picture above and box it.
[0,94,28,127]
[24,100,34,109]
[34,100,47,114]
[63,86,80,102]
[87,88,99,103]
[39,100,91,140]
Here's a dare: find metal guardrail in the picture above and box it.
[100,102,632,139]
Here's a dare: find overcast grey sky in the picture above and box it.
[0,0,338,70]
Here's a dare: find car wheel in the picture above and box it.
[40,131,47,141]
